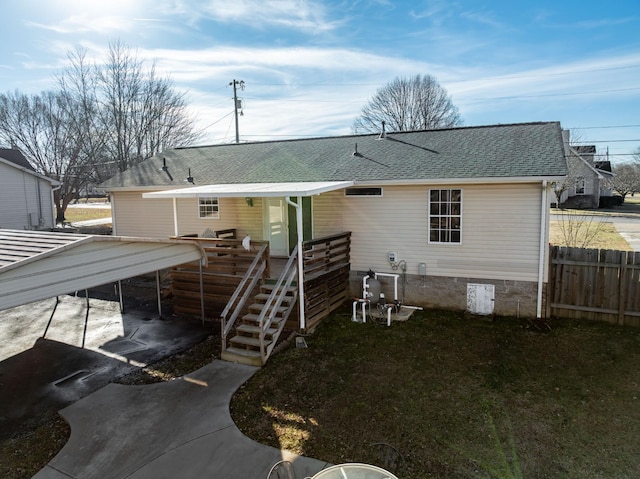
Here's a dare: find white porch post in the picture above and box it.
[286,196,306,330]
[172,197,179,237]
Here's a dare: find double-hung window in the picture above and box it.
[429,189,462,244]
[198,197,219,219]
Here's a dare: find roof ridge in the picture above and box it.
[175,121,561,150]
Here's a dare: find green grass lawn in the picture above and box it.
[231,308,640,478]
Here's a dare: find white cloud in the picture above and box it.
[165,0,342,33]
[28,15,137,34]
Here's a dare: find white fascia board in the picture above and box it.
[142,181,354,199]
[0,157,60,185]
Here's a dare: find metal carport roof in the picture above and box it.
[0,230,206,312]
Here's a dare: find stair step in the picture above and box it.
[242,313,286,324]
[237,324,277,336]
[254,293,294,303]
[261,284,297,293]
[230,335,272,348]
[221,347,263,366]
[248,303,288,314]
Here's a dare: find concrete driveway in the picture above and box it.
[0,295,213,441]
[609,216,640,251]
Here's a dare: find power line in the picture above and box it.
[455,87,640,103]
[248,64,640,87]
[568,124,640,130]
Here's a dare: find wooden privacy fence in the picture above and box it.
[170,234,270,318]
[169,231,352,331]
[548,246,640,326]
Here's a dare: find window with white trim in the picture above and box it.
[429,189,462,243]
[575,177,585,195]
[198,197,219,219]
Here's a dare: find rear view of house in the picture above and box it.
[0,149,58,230]
[100,122,568,320]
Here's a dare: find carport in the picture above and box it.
[0,229,207,317]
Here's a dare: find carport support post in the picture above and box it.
[117,280,124,313]
[199,261,205,325]
[156,270,162,320]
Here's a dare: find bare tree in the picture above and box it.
[353,74,462,133]
[96,41,201,172]
[0,90,91,222]
[0,43,202,222]
[612,161,640,200]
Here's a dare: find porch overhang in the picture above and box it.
[143,181,353,331]
[141,181,354,199]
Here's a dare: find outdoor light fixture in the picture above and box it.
[245,197,254,207]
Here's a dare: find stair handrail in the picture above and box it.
[221,243,269,341]
[258,246,299,361]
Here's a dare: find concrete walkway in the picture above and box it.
[34,360,331,479]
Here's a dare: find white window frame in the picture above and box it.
[428,188,462,244]
[575,177,586,195]
[198,196,220,219]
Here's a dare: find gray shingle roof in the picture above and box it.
[100,122,567,189]
[0,149,35,170]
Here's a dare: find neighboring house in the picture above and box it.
[99,122,568,319]
[0,149,59,230]
[554,133,615,209]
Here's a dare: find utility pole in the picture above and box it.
[229,79,245,144]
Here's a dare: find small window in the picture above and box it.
[575,177,585,195]
[198,197,219,219]
[428,189,462,244]
[345,187,382,196]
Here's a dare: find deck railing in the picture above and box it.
[221,243,270,343]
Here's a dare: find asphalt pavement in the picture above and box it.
[1,295,331,478]
[0,295,212,441]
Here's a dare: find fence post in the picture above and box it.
[618,250,628,326]
[546,245,554,319]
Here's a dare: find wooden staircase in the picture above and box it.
[221,283,297,366]
[221,246,299,366]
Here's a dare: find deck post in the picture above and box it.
[286,196,306,330]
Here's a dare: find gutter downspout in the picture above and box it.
[286,196,306,330]
[537,180,548,318]
[110,193,118,236]
[172,197,179,237]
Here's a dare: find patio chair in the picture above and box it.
[267,460,296,479]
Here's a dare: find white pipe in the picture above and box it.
[536,180,548,318]
[374,272,399,302]
[286,196,306,330]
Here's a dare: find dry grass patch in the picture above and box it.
[63,207,111,223]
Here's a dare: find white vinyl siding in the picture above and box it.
[314,184,542,282]
[113,183,544,282]
[112,191,263,239]
[0,163,55,230]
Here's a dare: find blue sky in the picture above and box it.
[1,0,639,162]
